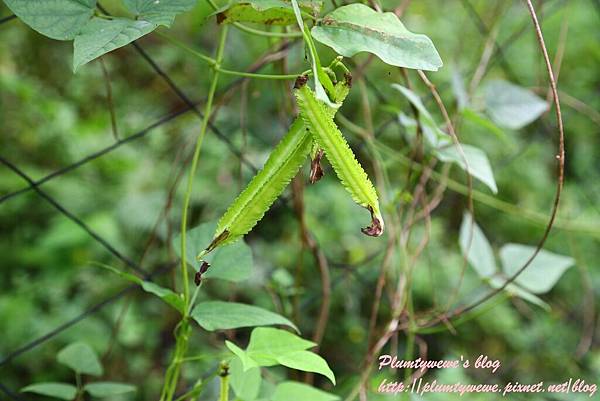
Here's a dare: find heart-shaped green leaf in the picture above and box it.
[483,80,548,130]
[225,328,335,384]
[21,383,78,400]
[500,244,575,294]
[84,382,137,397]
[73,17,156,72]
[277,350,336,384]
[312,4,442,70]
[191,301,298,331]
[4,0,96,40]
[57,342,103,376]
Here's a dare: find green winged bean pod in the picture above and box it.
[294,83,384,236]
[201,77,352,256]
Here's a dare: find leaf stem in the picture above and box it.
[230,22,303,38]
[219,362,230,401]
[159,25,229,401]
[180,25,229,309]
[156,31,306,80]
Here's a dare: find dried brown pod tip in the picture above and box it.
[309,149,325,184]
[344,72,353,88]
[216,13,226,24]
[194,261,211,286]
[361,206,384,237]
[206,230,230,253]
[294,74,309,89]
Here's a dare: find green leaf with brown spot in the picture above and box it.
[312,4,442,70]
[214,0,322,25]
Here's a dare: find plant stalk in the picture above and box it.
[159,24,229,401]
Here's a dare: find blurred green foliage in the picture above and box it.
[1,0,599,400]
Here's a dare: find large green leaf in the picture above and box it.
[225,328,335,384]
[4,0,96,40]
[230,357,261,401]
[57,342,103,376]
[191,301,298,331]
[123,0,198,26]
[84,382,137,397]
[214,0,322,25]
[73,17,156,72]
[21,383,78,400]
[459,212,497,279]
[483,80,548,130]
[277,350,336,384]
[173,223,253,282]
[271,382,339,401]
[499,244,575,294]
[312,4,442,71]
[247,327,315,365]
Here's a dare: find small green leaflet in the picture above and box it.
[312,4,442,71]
[84,382,137,397]
[57,342,103,376]
[499,244,575,294]
[191,301,298,331]
[483,80,548,130]
[213,0,322,25]
[73,18,156,72]
[7,0,197,71]
[436,143,498,194]
[458,212,575,309]
[21,383,78,400]
[4,0,96,40]
[295,84,384,236]
[225,327,336,384]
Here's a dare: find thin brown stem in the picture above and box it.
[417,70,474,312]
[417,0,566,331]
[99,57,119,141]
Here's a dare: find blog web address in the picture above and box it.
[378,378,598,398]
[376,355,597,398]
